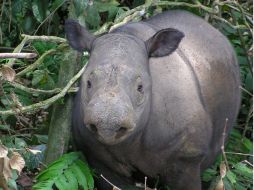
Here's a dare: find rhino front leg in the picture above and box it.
[163,161,202,190]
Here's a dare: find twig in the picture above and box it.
[242,160,253,167]
[221,118,230,171]
[100,174,121,190]
[225,152,253,157]
[0,62,87,116]
[0,53,37,59]
[240,86,253,97]
[144,176,147,190]
[211,15,248,30]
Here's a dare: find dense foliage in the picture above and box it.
[0,0,252,190]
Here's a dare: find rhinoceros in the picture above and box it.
[65,10,241,190]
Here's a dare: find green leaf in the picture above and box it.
[33,179,55,190]
[32,70,46,86]
[235,183,249,190]
[74,0,88,16]
[34,152,93,190]
[226,170,236,184]
[202,168,217,182]
[23,16,36,33]
[85,4,101,28]
[32,41,57,55]
[50,0,65,11]
[14,137,27,148]
[242,137,253,153]
[7,178,18,190]
[36,169,62,181]
[54,175,70,190]
[64,169,78,190]
[70,162,88,190]
[234,163,252,178]
[76,160,94,189]
[32,0,48,23]
[34,135,48,144]
[223,177,234,190]
[244,71,253,92]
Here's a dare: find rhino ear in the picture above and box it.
[65,19,96,52]
[145,28,184,57]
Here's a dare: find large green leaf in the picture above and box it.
[33,152,93,190]
[54,175,71,190]
[69,162,88,189]
[76,159,94,189]
[32,0,49,23]
[85,4,101,28]
[64,169,79,190]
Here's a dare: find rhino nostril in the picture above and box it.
[88,124,98,133]
[116,127,128,138]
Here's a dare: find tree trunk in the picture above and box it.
[44,49,78,164]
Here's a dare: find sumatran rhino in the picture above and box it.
[65,10,240,190]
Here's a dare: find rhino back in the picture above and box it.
[143,10,240,167]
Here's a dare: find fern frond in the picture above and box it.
[33,152,94,190]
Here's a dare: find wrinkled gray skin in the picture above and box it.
[65,10,240,190]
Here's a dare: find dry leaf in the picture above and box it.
[0,145,8,158]
[9,152,25,174]
[220,162,227,178]
[26,148,41,155]
[2,157,12,180]
[214,178,225,190]
[0,65,16,82]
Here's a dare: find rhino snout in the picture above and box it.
[84,95,136,144]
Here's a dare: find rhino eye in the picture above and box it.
[87,80,92,88]
[137,84,143,92]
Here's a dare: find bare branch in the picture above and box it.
[0,53,37,59]
[221,118,230,171]
[21,34,67,43]
[100,174,121,190]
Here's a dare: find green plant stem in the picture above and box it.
[242,99,253,138]
[16,44,68,77]
[0,62,87,116]
[15,49,56,77]
[6,36,28,67]
[4,80,78,95]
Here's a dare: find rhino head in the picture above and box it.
[65,20,184,145]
